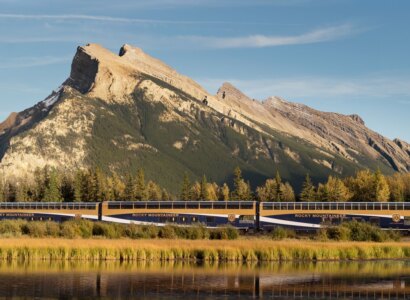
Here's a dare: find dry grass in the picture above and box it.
[0,238,410,262]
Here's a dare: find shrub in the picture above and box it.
[142,225,159,239]
[60,222,81,239]
[159,225,177,239]
[210,226,239,240]
[60,219,93,238]
[24,222,47,238]
[271,227,296,240]
[326,226,351,241]
[92,222,123,239]
[124,224,144,239]
[321,221,402,242]
[315,228,329,241]
[0,219,26,237]
[45,221,60,237]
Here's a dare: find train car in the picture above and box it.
[259,202,410,231]
[0,202,100,222]
[101,201,256,229]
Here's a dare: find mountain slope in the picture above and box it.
[0,43,408,193]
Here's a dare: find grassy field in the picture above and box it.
[1,238,410,262]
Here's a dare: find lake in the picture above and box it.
[0,260,409,299]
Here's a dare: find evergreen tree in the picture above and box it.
[274,171,282,201]
[325,176,351,202]
[280,182,295,202]
[33,167,45,201]
[43,168,63,202]
[231,167,252,200]
[316,183,329,202]
[345,169,374,201]
[15,179,30,202]
[0,178,4,202]
[206,182,218,201]
[146,181,162,200]
[388,174,405,202]
[73,170,84,202]
[190,181,201,200]
[111,172,125,200]
[124,173,135,201]
[135,168,147,201]
[161,189,171,201]
[61,173,75,202]
[374,169,390,202]
[180,173,191,201]
[300,174,316,202]
[200,175,209,200]
[219,183,230,201]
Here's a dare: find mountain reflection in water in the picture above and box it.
[0,260,409,299]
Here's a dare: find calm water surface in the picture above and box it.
[0,260,409,299]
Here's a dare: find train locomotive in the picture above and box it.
[0,201,409,231]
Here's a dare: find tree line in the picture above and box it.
[0,166,409,202]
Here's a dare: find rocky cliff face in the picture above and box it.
[0,43,408,192]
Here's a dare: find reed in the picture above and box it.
[1,238,410,262]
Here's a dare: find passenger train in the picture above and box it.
[0,201,409,231]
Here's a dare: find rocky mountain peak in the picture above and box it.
[349,114,365,125]
[217,82,253,102]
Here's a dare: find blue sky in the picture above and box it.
[0,0,409,141]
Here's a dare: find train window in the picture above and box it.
[199,202,212,209]
[187,203,199,209]
[390,203,398,210]
[146,203,159,209]
[404,203,410,210]
[158,202,171,209]
[352,203,360,210]
[134,203,146,209]
[396,203,404,210]
[366,203,373,210]
[314,203,322,210]
[294,203,301,210]
[173,202,186,209]
[322,203,330,210]
[240,203,253,209]
[121,203,134,209]
[227,203,240,209]
[273,203,281,210]
[214,202,226,209]
[301,203,309,210]
[262,203,273,210]
[330,203,338,210]
[344,203,351,210]
[108,203,121,209]
[381,203,389,210]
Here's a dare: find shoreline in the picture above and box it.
[1,238,410,262]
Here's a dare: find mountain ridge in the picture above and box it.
[0,43,408,192]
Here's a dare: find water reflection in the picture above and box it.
[0,260,409,299]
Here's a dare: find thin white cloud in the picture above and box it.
[198,76,410,101]
[181,23,360,48]
[0,56,71,69]
[0,13,263,25]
